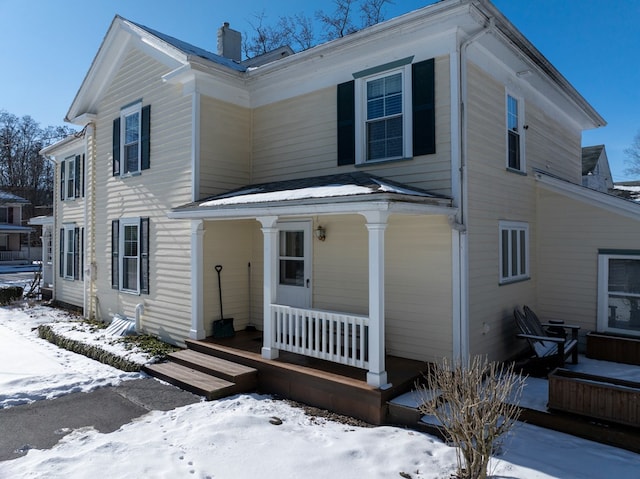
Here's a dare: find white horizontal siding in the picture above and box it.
[199,96,251,199]
[537,189,640,337]
[91,46,194,344]
[251,55,452,197]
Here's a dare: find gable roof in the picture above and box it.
[170,172,453,220]
[65,0,604,130]
[582,144,605,175]
[128,20,247,73]
[0,191,29,205]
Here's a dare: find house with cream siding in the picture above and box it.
[42,0,640,405]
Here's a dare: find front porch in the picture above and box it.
[186,329,428,425]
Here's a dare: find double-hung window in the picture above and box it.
[112,217,149,294]
[365,71,404,161]
[60,154,83,200]
[598,252,640,336]
[499,221,529,284]
[337,58,435,165]
[113,103,151,176]
[506,93,525,172]
[59,225,81,280]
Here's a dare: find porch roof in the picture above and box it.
[169,172,455,220]
[0,224,33,234]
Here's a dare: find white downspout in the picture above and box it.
[82,124,93,318]
[135,303,145,333]
[453,17,494,364]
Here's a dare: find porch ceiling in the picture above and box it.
[169,172,455,220]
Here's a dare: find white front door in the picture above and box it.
[276,221,311,308]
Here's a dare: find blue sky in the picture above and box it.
[1,0,638,180]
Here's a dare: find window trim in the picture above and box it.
[112,217,149,295]
[505,92,525,173]
[119,217,141,294]
[597,251,640,336]
[355,64,413,164]
[60,225,80,281]
[120,102,142,176]
[499,221,529,284]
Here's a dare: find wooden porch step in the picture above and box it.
[144,361,251,400]
[169,349,257,390]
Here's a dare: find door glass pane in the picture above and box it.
[607,258,640,332]
[279,230,304,286]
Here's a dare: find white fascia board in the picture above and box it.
[163,60,249,107]
[535,171,640,221]
[471,1,604,130]
[168,199,456,221]
[39,134,84,159]
[66,17,187,123]
[247,28,458,109]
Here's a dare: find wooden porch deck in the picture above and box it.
[185,330,428,425]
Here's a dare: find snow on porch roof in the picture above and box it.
[171,172,453,219]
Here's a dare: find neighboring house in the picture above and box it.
[41,0,640,392]
[0,191,33,264]
[582,144,614,192]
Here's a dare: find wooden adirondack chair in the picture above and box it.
[514,306,580,368]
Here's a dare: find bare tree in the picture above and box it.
[624,130,640,178]
[0,110,74,218]
[243,0,392,59]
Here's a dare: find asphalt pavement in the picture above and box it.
[0,378,201,462]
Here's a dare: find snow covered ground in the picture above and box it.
[0,274,638,478]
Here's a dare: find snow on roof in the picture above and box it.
[0,190,29,204]
[192,172,448,209]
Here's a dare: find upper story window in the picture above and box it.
[365,71,405,161]
[499,220,529,284]
[0,207,13,224]
[60,154,83,201]
[113,103,151,177]
[506,93,525,173]
[337,58,435,166]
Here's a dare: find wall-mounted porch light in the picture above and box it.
[314,225,326,241]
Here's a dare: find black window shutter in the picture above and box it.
[112,220,119,289]
[60,161,65,200]
[59,229,64,277]
[337,81,355,165]
[412,58,436,156]
[73,227,80,280]
[74,155,81,198]
[141,105,151,170]
[140,217,149,294]
[112,118,121,176]
[80,227,84,282]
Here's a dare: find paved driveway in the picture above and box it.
[0,378,200,461]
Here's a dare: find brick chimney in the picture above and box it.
[217,22,241,61]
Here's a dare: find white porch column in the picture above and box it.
[363,211,389,388]
[258,216,279,359]
[189,220,206,339]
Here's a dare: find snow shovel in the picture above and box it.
[213,264,235,338]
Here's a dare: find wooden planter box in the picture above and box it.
[548,368,640,427]
[586,332,640,365]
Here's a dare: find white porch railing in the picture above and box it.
[0,250,27,262]
[270,304,369,369]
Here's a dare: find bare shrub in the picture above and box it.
[415,356,526,479]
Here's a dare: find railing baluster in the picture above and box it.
[269,304,369,369]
